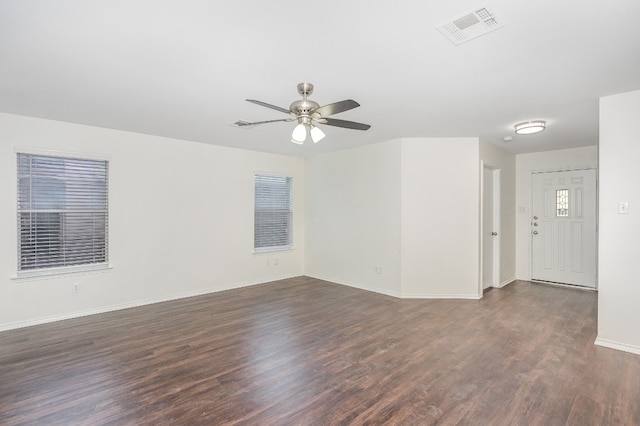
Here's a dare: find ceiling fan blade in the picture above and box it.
[313,99,360,117]
[322,117,371,131]
[246,99,291,115]
[232,118,294,127]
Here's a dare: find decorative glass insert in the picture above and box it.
[556,189,569,217]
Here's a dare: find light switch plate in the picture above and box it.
[618,201,629,214]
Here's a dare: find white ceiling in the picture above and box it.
[1,0,639,157]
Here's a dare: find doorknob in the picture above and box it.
[491,232,498,236]
[533,222,538,226]
[533,230,538,235]
[533,216,538,220]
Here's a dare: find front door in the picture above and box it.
[531,169,597,288]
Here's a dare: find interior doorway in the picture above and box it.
[531,169,597,288]
[482,166,500,290]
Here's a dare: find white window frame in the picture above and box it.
[253,173,293,253]
[15,147,110,279]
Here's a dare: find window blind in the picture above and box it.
[17,153,109,272]
[254,174,292,251]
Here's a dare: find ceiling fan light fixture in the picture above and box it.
[515,120,546,135]
[310,125,325,143]
[291,123,307,143]
[239,83,371,145]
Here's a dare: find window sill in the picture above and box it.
[253,246,294,254]
[12,264,113,282]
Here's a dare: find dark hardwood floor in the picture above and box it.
[1,277,639,425]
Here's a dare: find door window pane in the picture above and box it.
[556,189,569,217]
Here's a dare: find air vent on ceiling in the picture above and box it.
[437,6,504,45]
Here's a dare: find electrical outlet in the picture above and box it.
[73,283,80,293]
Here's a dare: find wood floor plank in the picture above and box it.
[1,277,639,425]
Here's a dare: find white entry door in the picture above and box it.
[531,169,597,288]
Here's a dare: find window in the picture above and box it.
[556,189,569,217]
[17,153,109,274]
[254,174,292,251]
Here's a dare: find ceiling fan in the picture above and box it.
[233,82,371,144]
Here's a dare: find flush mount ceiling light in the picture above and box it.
[514,120,546,135]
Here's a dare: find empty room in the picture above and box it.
[1,1,640,424]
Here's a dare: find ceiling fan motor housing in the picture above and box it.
[290,82,319,118]
[290,99,320,117]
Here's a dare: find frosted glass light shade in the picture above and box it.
[515,120,546,135]
[291,123,307,143]
[310,126,325,143]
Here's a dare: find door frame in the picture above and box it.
[528,166,598,289]
[480,162,501,294]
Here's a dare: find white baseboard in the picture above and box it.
[305,274,481,299]
[401,292,482,300]
[304,274,402,298]
[495,277,517,288]
[594,337,640,356]
[0,274,301,332]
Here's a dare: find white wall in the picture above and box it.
[480,140,516,287]
[304,140,402,296]
[514,146,598,280]
[4,113,571,330]
[401,138,480,298]
[596,89,640,354]
[0,113,305,330]
[305,137,482,299]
